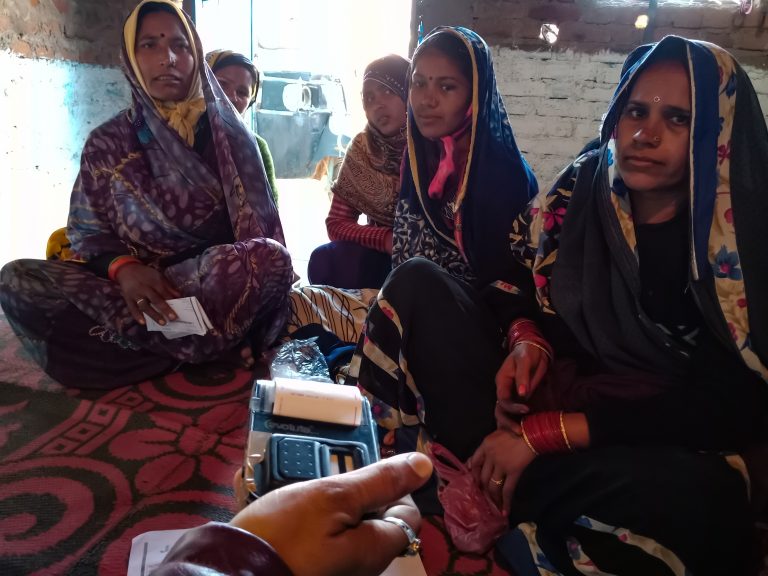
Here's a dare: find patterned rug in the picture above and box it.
[0,313,510,575]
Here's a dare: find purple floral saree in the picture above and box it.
[0,1,292,388]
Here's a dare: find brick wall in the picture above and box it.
[0,0,138,65]
[419,0,768,187]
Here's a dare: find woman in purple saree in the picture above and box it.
[0,0,293,388]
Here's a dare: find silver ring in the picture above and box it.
[382,516,421,557]
[135,298,147,307]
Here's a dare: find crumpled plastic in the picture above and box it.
[270,337,333,382]
[428,442,508,555]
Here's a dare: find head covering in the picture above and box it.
[330,54,410,228]
[363,54,410,103]
[70,0,284,258]
[511,36,768,382]
[123,0,205,146]
[205,49,261,109]
[394,26,538,286]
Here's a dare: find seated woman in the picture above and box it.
[286,26,537,344]
[307,54,409,290]
[205,48,279,204]
[0,0,293,388]
[351,36,768,575]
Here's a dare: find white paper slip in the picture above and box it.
[127,529,188,576]
[127,527,427,576]
[144,297,212,339]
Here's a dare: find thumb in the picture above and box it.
[341,452,433,517]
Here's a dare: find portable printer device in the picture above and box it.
[243,378,379,502]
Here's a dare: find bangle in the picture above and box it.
[520,423,538,456]
[108,255,141,282]
[521,412,571,454]
[507,318,554,361]
[559,411,573,452]
[513,340,553,363]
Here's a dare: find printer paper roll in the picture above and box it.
[272,378,362,426]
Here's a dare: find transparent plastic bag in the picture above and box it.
[429,443,507,554]
[270,338,333,382]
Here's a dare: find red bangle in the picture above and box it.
[520,411,573,454]
[507,318,554,360]
[108,255,141,281]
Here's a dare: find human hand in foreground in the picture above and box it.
[116,263,180,325]
[231,452,433,576]
[470,429,536,515]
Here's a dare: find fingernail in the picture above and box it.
[517,385,524,396]
[406,453,433,479]
[159,319,166,326]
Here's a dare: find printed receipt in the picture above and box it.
[143,297,212,339]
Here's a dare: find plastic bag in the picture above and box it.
[270,338,333,382]
[428,443,507,554]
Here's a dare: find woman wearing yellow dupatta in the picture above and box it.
[0,0,293,388]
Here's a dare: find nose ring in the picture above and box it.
[653,136,660,143]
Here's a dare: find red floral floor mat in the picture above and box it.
[0,313,511,575]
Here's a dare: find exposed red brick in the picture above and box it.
[10,38,32,57]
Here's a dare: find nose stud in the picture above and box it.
[653,136,661,143]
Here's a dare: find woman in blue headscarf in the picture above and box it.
[285,27,536,352]
[352,36,768,574]
[394,26,537,285]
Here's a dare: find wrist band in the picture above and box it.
[108,255,141,282]
[382,516,421,557]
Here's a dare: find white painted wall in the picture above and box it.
[494,46,768,189]
[0,51,130,266]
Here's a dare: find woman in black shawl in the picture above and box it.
[351,36,768,575]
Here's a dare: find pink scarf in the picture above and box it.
[427,108,473,199]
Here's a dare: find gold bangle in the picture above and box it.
[559,411,573,452]
[520,420,539,456]
[514,339,553,363]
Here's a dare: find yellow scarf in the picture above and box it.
[123,0,205,146]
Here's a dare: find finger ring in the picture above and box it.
[135,298,147,307]
[490,477,504,486]
[382,516,421,557]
